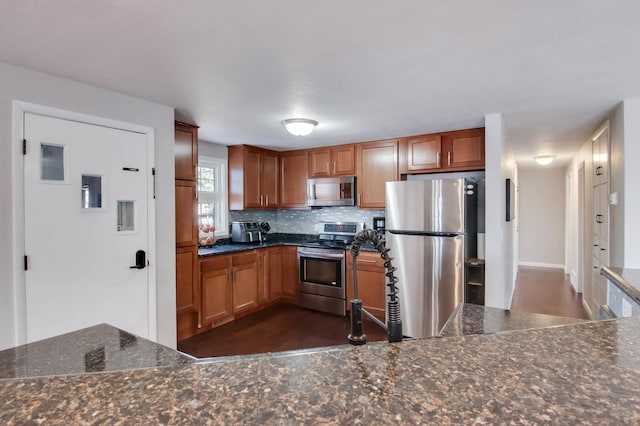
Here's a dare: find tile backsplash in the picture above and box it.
[229,207,385,234]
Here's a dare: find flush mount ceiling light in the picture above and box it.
[281,118,318,136]
[534,155,556,165]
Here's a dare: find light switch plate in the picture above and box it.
[622,298,633,317]
[610,192,619,206]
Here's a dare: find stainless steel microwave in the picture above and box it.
[307,176,356,207]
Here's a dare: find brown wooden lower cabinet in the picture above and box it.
[346,251,386,321]
[232,252,259,314]
[281,246,298,300]
[176,246,199,315]
[267,246,283,301]
[200,254,233,327]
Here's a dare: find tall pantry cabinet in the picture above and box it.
[175,122,200,340]
[591,122,610,318]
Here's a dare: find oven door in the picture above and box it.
[297,247,345,299]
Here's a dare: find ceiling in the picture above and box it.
[1,1,639,167]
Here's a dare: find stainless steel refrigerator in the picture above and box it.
[385,178,477,338]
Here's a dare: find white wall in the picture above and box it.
[518,166,566,268]
[622,98,640,267]
[0,63,176,350]
[199,140,228,159]
[484,113,518,309]
[610,103,624,267]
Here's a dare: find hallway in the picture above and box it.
[511,266,589,320]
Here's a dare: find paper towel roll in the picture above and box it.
[477,233,485,260]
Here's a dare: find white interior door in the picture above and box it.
[24,113,150,343]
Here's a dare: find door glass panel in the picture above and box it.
[81,175,103,208]
[117,201,135,232]
[41,144,64,181]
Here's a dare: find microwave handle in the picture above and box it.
[307,183,316,201]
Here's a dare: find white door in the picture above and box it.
[24,113,150,343]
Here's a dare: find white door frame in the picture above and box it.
[11,101,157,345]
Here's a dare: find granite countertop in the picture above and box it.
[2,317,640,423]
[601,266,640,305]
[0,324,193,380]
[198,232,379,257]
[440,303,587,337]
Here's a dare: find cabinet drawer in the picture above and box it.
[201,255,231,274]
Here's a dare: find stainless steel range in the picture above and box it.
[297,222,364,316]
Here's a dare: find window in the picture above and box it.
[197,157,228,239]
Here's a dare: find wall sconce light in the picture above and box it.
[281,118,318,136]
[534,155,555,166]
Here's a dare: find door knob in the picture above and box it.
[130,250,146,269]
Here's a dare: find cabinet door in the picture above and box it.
[309,148,332,178]
[261,151,279,209]
[232,252,259,314]
[268,246,283,301]
[280,150,309,208]
[175,180,197,247]
[200,255,232,326]
[282,246,299,299]
[176,246,199,314]
[332,144,356,176]
[243,147,263,208]
[175,123,198,181]
[406,135,442,171]
[357,139,399,209]
[441,129,485,171]
[346,252,386,320]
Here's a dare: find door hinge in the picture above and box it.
[152,168,156,199]
[24,255,28,271]
[22,139,27,155]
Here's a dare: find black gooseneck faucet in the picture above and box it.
[348,229,402,345]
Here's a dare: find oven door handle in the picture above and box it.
[298,251,345,260]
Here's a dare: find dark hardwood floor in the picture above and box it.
[511,266,589,320]
[178,303,388,359]
[179,267,588,359]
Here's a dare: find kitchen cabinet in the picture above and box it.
[200,255,233,327]
[399,134,442,172]
[228,145,279,210]
[176,246,199,315]
[280,150,309,208]
[399,128,484,174]
[356,139,399,209]
[282,246,299,300]
[267,246,283,301]
[346,251,386,320]
[175,180,198,247]
[309,144,356,177]
[175,122,198,181]
[232,251,260,314]
[441,128,485,171]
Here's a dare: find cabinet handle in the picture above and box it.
[596,166,603,176]
[436,152,440,166]
[266,194,269,206]
[601,248,606,251]
[326,163,330,174]
[260,195,263,206]
[448,152,451,166]
[596,214,603,224]
[358,193,362,206]
[333,162,337,175]
[358,259,377,264]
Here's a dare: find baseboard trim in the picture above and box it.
[518,261,565,269]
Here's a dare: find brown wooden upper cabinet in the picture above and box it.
[399,128,485,174]
[356,139,399,209]
[228,145,279,210]
[175,122,198,181]
[309,144,356,177]
[280,150,309,208]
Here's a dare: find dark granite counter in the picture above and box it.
[440,303,587,337]
[198,233,316,256]
[2,317,640,423]
[198,232,380,256]
[602,266,640,305]
[0,324,193,381]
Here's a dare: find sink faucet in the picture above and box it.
[348,229,402,345]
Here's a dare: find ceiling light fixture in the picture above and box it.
[281,118,318,136]
[534,155,556,166]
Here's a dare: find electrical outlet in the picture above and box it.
[622,298,633,317]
